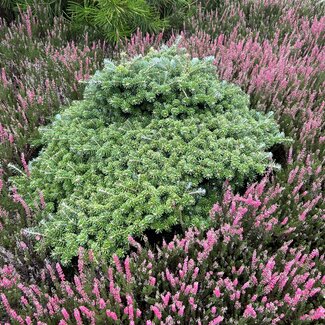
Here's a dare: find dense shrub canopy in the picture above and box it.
[13,44,287,263]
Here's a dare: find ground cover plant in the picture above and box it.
[0,4,107,250]
[0,0,324,323]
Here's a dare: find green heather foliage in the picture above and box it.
[13,44,287,263]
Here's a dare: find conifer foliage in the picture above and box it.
[13,44,287,263]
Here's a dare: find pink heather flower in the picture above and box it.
[113,254,123,273]
[78,247,85,275]
[149,276,156,286]
[124,257,132,282]
[12,187,31,218]
[211,306,217,314]
[20,153,30,177]
[209,316,224,325]
[305,278,316,290]
[243,304,257,319]
[45,264,56,286]
[151,305,162,320]
[17,93,28,110]
[88,249,94,262]
[25,317,32,325]
[214,287,221,298]
[136,309,142,318]
[37,96,44,105]
[74,275,89,302]
[281,217,288,225]
[106,310,118,321]
[59,321,67,325]
[99,298,106,309]
[108,268,122,303]
[288,166,299,184]
[1,68,8,87]
[56,263,66,282]
[24,7,32,38]
[178,305,185,316]
[92,278,101,299]
[224,278,233,291]
[128,235,142,252]
[192,266,199,279]
[79,306,94,320]
[1,293,13,314]
[236,195,261,208]
[61,308,70,320]
[161,292,171,306]
[8,134,14,144]
[20,296,29,307]
[192,281,199,294]
[147,262,153,270]
[148,250,154,259]
[62,283,74,297]
[210,203,222,218]
[287,146,293,164]
[241,281,250,291]
[126,294,133,307]
[26,89,35,104]
[168,241,175,250]
[73,308,83,325]
[19,241,28,250]
[189,297,197,310]
[310,306,325,320]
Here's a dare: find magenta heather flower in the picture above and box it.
[11,187,31,218]
[243,304,257,319]
[151,305,162,320]
[1,68,8,88]
[124,257,132,283]
[149,276,156,286]
[161,292,171,307]
[214,287,221,298]
[128,235,142,252]
[20,153,30,177]
[55,263,65,282]
[300,306,325,321]
[209,316,224,325]
[113,254,123,273]
[73,308,83,325]
[106,310,118,321]
[61,308,70,320]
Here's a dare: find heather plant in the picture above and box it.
[0,5,106,264]
[0,0,324,323]
[186,0,325,42]
[12,44,287,263]
[0,5,106,168]
[0,193,324,323]
[0,0,70,20]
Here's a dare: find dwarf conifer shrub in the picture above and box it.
[13,44,287,263]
